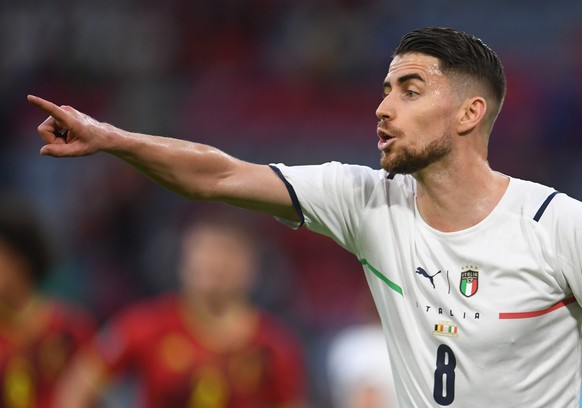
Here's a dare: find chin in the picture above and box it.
[381,156,406,174]
[380,153,432,175]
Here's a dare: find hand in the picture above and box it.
[27,95,109,157]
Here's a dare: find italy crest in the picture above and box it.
[459,269,479,297]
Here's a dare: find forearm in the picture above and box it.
[55,353,106,408]
[105,127,239,200]
[101,127,298,220]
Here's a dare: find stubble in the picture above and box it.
[380,132,453,174]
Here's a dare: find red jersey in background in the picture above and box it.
[0,300,95,408]
[92,295,306,408]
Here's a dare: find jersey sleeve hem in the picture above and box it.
[269,164,305,229]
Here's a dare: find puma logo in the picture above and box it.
[415,267,441,289]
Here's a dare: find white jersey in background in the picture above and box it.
[271,162,582,408]
[327,323,400,408]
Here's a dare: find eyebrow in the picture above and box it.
[383,73,425,90]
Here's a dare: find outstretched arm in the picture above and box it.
[27,95,298,221]
[54,351,107,408]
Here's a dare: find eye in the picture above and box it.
[404,90,418,98]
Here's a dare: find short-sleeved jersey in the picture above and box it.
[0,300,96,408]
[92,295,306,408]
[272,162,582,408]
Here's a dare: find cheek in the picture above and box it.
[414,103,456,136]
[0,250,27,291]
[406,110,445,142]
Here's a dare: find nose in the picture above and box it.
[376,94,394,121]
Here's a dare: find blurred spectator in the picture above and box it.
[56,211,307,407]
[0,194,96,408]
[326,292,398,408]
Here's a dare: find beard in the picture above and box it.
[380,132,453,174]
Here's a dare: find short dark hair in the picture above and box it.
[0,195,53,284]
[393,27,506,109]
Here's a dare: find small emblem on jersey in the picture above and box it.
[432,321,459,338]
[415,267,441,289]
[158,334,194,373]
[460,267,479,297]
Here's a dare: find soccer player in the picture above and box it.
[0,195,95,408]
[29,27,582,407]
[55,215,306,408]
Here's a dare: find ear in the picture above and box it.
[457,97,487,135]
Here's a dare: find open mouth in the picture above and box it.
[377,128,395,151]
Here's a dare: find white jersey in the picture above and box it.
[271,162,582,408]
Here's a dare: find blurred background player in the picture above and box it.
[0,194,96,408]
[56,211,307,408]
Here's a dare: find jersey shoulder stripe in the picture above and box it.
[533,190,561,222]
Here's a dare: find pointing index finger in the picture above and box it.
[27,95,70,124]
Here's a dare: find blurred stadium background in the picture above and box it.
[2,0,582,406]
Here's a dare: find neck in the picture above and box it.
[0,294,50,346]
[414,155,509,232]
[180,292,257,352]
[182,292,250,322]
[0,290,38,321]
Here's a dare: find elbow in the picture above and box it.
[179,177,226,202]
